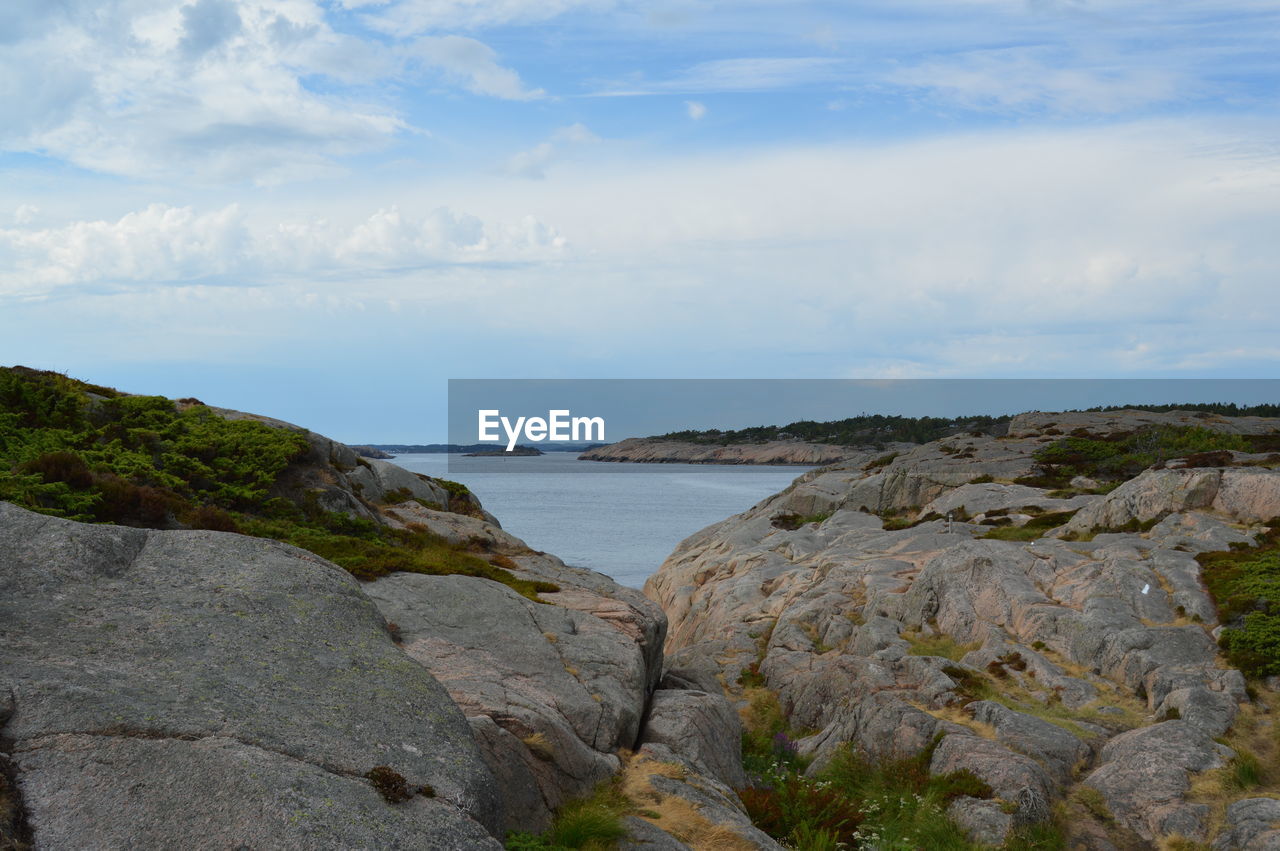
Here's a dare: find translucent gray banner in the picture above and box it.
[439,379,1279,474]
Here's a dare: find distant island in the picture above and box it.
[364,442,605,454]
[583,402,1280,465]
[464,446,544,457]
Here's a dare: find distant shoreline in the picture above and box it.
[364,442,605,454]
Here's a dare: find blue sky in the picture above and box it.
[1,0,1278,441]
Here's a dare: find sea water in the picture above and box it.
[390,453,813,589]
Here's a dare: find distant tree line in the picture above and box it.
[658,402,1279,447]
[660,414,1010,447]
[1079,402,1280,418]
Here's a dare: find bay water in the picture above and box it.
[390,453,812,589]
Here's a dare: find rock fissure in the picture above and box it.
[0,691,34,851]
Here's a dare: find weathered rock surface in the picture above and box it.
[0,502,500,848]
[628,744,783,851]
[364,501,668,834]
[638,688,747,790]
[1085,721,1233,842]
[644,411,1280,848]
[1006,409,1280,439]
[1066,467,1280,534]
[1214,798,1280,850]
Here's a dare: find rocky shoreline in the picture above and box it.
[648,408,1280,848]
[5,398,1280,849]
[0,392,769,849]
[580,437,869,466]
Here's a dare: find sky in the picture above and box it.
[1,0,1278,442]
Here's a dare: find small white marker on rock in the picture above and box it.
[1141,583,1150,595]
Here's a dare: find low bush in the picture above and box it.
[506,779,629,850]
[1198,522,1280,677]
[738,683,990,851]
[1027,425,1258,487]
[0,367,556,600]
[981,509,1079,541]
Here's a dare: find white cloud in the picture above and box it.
[685,100,706,120]
[351,0,617,34]
[505,143,557,179]
[599,57,847,95]
[887,47,1188,114]
[7,120,1278,378]
[179,0,243,58]
[0,0,542,181]
[503,123,599,179]
[0,202,565,298]
[411,35,544,100]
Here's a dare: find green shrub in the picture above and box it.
[771,512,833,531]
[739,719,988,850]
[905,633,975,662]
[980,509,1082,541]
[507,780,629,850]
[1198,526,1280,677]
[0,367,555,600]
[1030,426,1253,486]
[1226,752,1265,791]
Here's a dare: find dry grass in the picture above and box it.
[1074,786,1114,823]
[522,731,555,762]
[914,702,998,740]
[1158,835,1213,851]
[617,753,757,851]
[903,630,979,662]
[1184,693,1280,841]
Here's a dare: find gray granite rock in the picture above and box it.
[0,502,499,847]
[1214,797,1280,850]
[644,410,1280,848]
[639,689,747,790]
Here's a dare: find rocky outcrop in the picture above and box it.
[211,406,479,521]
[1006,409,1280,439]
[645,413,1280,848]
[1065,466,1280,534]
[0,502,501,847]
[581,438,865,466]
[638,689,747,791]
[1214,798,1280,850]
[623,745,783,851]
[0,485,684,848]
[360,500,668,834]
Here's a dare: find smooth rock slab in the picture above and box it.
[0,503,498,847]
[366,572,653,832]
[639,689,747,790]
[17,734,499,851]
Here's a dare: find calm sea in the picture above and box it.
[390,453,812,589]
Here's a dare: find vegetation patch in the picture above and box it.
[0,367,556,601]
[365,765,432,804]
[941,663,1142,737]
[737,684,994,850]
[1022,426,1270,489]
[1197,520,1280,677]
[663,415,1009,448]
[981,510,1079,541]
[0,367,310,523]
[771,511,833,531]
[904,631,979,662]
[506,778,630,850]
[741,731,995,850]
